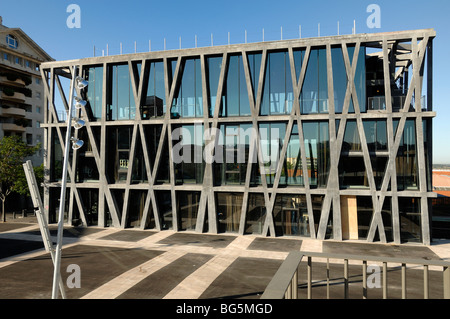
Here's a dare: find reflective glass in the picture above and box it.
[261,51,293,115]
[173,124,205,184]
[273,194,309,236]
[363,120,387,152]
[177,191,201,231]
[300,48,328,114]
[248,52,262,100]
[156,191,173,230]
[85,66,103,121]
[399,197,421,243]
[221,54,250,117]
[108,64,136,120]
[206,56,222,116]
[251,123,286,186]
[280,124,304,186]
[303,121,330,187]
[332,45,366,113]
[172,58,203,118]
[141,61,166,119]
[396,119,418,190]
[215,123,252,185]
[216,192,243,233]
[245,193,266,234]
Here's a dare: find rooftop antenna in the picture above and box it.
[299,25,302,38]
[211,33,213,46]
[281,26,283,40]
[262,28,265,42]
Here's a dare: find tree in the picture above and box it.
[0,136,40,222]
[13,163,44,199]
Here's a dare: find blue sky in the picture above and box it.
[1,0,449,163]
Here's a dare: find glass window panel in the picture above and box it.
[221,55,250,117]
[215,123,252,186]
[303,121,330,187]
[173,124,205,184]
[245,193,266,235]
[282,124,304,186]
[339,156,368,188]
[363,120,388,152]
[258,122,286,186]
[108,64,136,120]
[177,191,201,231]
[216,192,243,233]
[396,120,418,190]
[399,197,421,243]
[142,61,166,119]
[126,190,146,228]
[261,51,293,115]
[172,58,203,118]
[273,194,309,237]
[342,120,361,152]
[248,52,262,100]
[206,56,222,116]
[300,48,328,114]
[85,66,103,121]
[156,191,172,229]
[331,47,347,114]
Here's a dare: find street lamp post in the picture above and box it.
[51,66,87,299]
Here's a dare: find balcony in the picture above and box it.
[1,91,26,103]
[0,106,26,118]
[368,95,427,112]
[0,75,26,87]
[1,123,26,132]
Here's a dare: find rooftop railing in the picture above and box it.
[261,251,450,299]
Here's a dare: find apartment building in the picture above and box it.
[0,16,53,165]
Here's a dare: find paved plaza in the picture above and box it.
[1,216,450,300]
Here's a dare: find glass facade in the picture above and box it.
[43,31,434,245]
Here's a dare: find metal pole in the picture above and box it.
[23,161,67,298]
[51,65,76,299]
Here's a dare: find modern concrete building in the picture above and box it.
[41,29,436,245]
[0,17,53,166]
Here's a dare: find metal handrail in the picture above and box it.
[261,251,450,299]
